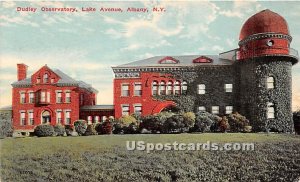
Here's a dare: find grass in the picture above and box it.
[1,133,300,181]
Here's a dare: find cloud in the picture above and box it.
[219,0,263,18]
[2,1,15,8]
[105,28,124,39]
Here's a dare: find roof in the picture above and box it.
[0,105,12,111]
[113,55,234,68]
[239,9,289,41]
[80,105,114,111]
[11,68,98,93]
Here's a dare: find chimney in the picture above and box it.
[17,64,28,81]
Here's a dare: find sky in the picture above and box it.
[0,0,300,111]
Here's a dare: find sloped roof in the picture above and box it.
[11,68,98,93]
[80,105,114,111]
[114,55,234,68]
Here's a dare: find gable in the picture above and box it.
[31,65,61,84]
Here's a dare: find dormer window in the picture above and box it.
[193,56,213,63]
[37,77,41,83]
[158,57,179,64]
[43,73,49,83]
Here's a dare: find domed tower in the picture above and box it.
[236,9,298,132]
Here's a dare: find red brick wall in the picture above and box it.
[12,65,96,131]
[113,72,177,119]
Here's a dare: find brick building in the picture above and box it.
[11,64,114,134]
[112,9,298,132]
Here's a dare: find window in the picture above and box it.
[37,77,41,83]
[56,91,62,103]
[65,110,71,125]
[20,111,26,125]
[47,91,50,103]
[226,106,233,114]
[29,92,35,103]
[87,116,92,124]
[65,91,71,103]
[267,76,274,89]
[40,91,46,102]
[43,73,49,83]
[181,81,187,95]
[134,104,142,115]
[94,116,100,123]
[158,57,179,64]
[152,81,158,96]
[121,84,130,97]
[266,39,274,47]
[134,83,142,96]
[198,84,205,94]
[212,106,219,114]
[56,110,62,124]
[198,106,206,112]
[28,111,34,125]
[51,78,55,83]
[159,81,166,95]
[167,81,173,95]
[225,84,233,92]
[174,81,181,95]
[20,92,26,103]
[267,102,275,119]
[122,105,130,116]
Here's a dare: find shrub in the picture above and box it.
[227,112,252,132]
[34,125,55,137]
[0,115,13,138]
[218,116,230,133]
[98,121,112,134]
[140,115,164,133]
[65,125,74,136]
[117,115,137,127]
[163,114,186,133]
[112,123,124,134]
[74,120,88,136]
[183,112,196,128]
[84,124,98,136]
[124,123,139,134]
[54,124,66,136]
[194,111,221,132]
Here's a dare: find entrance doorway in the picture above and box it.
[42,110,51,124]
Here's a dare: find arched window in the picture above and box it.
[159,81,166,95]
[43,73,49,83]
[152,81,158,96]
[174,81,181,95]
[94,116,99,123]
[267,76,274,89]
[267,102,275,119]
[181,81,187,95]
[167,81,173,95]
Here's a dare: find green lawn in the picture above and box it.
[1,133,300,181]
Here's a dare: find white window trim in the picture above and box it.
[211,106,219,114]
[198,84,205,94]
[121,83,130,97]
[225,106,233,114]
[225,84,233,93]
[121,104,130,116]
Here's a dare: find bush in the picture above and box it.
[97,121,112,135]
[84,124,98,136]
[183,112,196,128]
[34,125,55,137]
[194,111,221,132]
[112,123,124,134]
[218,116,230,133]
[227,112,252,132]
[117,115,137,127]
[163,114,188,133]
[74,120,88,136]
[54,124,65,136]
[140,115,164,133]
[65,125,74,136]
[124,123,139,134]
[0,111,13,138]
